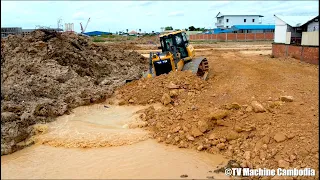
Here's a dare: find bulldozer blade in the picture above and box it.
[182,57,209,80]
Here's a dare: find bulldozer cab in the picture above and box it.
[159,31,189,58]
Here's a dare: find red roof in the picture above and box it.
[129,30,137,34]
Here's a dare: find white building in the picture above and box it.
[274,14,319,45]
[215,12,263,29]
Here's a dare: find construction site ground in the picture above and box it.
[1,34,318,179]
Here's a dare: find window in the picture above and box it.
[175,36,182,45]
[219,20,221,23]
[244,19,246,22]
[226,19,229,22]
[252,19,255,22]
[182,33,187,42]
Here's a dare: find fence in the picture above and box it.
[188,33,274,41]
[272,43,319,65]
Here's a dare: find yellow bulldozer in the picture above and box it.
[145,30,209,80]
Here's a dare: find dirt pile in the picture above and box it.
[116,71,319,178]
[116,71,208,105]
[1,30,147,155]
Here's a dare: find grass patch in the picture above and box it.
[101,34,117,38]
[92,37,106,42]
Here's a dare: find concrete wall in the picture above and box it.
[307,21,319,32]
[274,17,287,43]
[189,32,274,41]
[302,31,319,46]
[272,43,319,65]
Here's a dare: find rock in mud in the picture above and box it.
[118,100,126,106]
[197,120,209,133]
[197,145,204,151]
[274,133,287,142]
[234,125,244,133]
[180,174,188,178]
[226,131,239,141]
[161,93,172,105]
[244,151,251,160]
[280,96,294,102]
[245,106,253,112]
[251,101,266,113]
[209,110,229,120]
[225,102,241,110]
[172,126,181,133]
[216,143,226,150]
[208,132,217,140]
[278,160,290,168]
[186,134,195,141]
[167,82,180,89]
[169,90,178,97]
[190,126,203,137]
[216,119,228,126]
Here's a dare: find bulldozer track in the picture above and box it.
[182,57,209,80]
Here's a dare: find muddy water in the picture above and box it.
[1,103,229,179]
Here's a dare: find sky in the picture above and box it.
[1,1,319,33]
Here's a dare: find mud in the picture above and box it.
[1,30,148,155]
[1,103,229,179]
[117,50,319,179]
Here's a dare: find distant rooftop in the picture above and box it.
[274,14,318,27]
[216,12,264,18]
[232,25,275,30]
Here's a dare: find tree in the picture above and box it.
[164,26,173,30]
[185,28,188,31]
[174,29,180,31]
[188,26,196,31]
[126,29,128,33]
[139,29,141,33]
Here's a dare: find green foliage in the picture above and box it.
[188,26,206,31]
[92,36,106,42]
[188,26,195,31]
[101,34,116,38]
[165,26,173,30]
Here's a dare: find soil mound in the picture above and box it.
[116,71,208,105]
[116,71,319,178]
[1,30,147,155]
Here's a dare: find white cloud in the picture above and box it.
[138,1,156,6]
[72,12,90,21]
[168,11,184,17]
